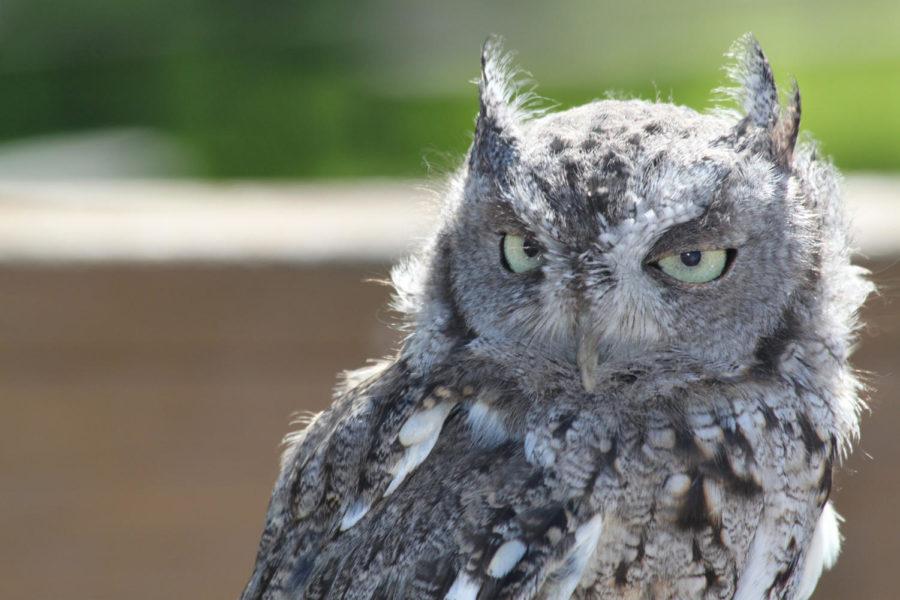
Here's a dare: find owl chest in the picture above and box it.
[575,456,764,599]
[548,396,832,600]
[552,412,775,599]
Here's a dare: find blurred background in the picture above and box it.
[0,1,897,599]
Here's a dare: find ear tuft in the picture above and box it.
[718,34,803,168]
[478,36,541,130]
[471,36,540,179]
[720,33,780,128]
[772,81,802,166]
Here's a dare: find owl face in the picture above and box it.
[404,38,816,394]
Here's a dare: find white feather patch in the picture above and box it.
[487,539,527,578]
[543,513,604,600]
[734,522,777,600]
[796,502,842,600]
[665,473,692,497]
[399,403,452,447]
[339,499,371,531]
[734,490,805,600]
[386,401,456,496]
[466,401,509,448]
[444,572,481,600]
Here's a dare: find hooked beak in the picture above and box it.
[576,323,602,394]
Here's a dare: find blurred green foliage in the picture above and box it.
[0,0,897,178]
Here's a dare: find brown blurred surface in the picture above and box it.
[0,262,896,600]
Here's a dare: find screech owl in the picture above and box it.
[241,35,872,600]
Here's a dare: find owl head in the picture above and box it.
[393,35,870,411]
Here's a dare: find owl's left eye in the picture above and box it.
[654,249,732,283]
[501,233,544,273]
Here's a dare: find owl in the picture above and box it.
[241,35,872,600]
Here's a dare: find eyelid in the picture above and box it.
[496,221,532,237]
[498,225,544,246]
[644,210,738,263]
[488,202,530,233]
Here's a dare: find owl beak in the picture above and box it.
[576,327,601,394]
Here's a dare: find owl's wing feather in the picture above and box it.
[242,364,606,600]
[298,409,605,600]
[241,358,452,599]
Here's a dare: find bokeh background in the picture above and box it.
[1,1,898,599]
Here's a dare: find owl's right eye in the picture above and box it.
[501,233,544,273]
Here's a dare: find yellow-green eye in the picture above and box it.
[656,249,729,284]
[501,233,543,273]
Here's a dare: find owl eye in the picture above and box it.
[501,233,544,273]
[655,249,731,283]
